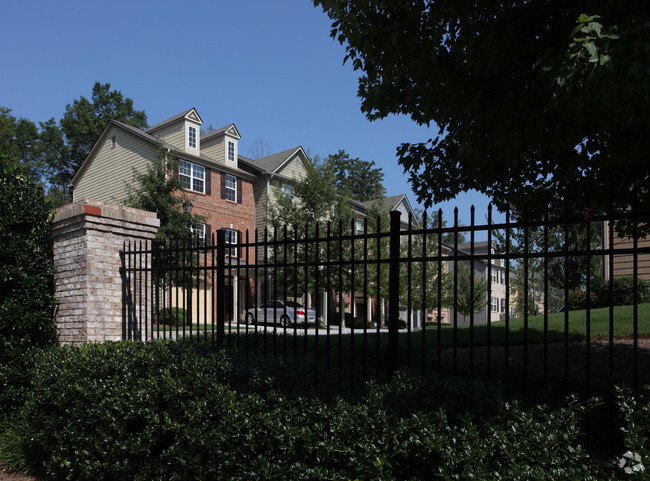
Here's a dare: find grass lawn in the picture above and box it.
[419,302,650,348]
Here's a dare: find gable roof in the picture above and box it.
[455,241,494,255]
[70,119,255,187]
[145,108,202,134]
[355,194,420,227]
[240,146,306,174]
[201,123,241,141]
[361,194,409,213]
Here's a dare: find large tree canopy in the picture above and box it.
[326,149,386,202]
[1,82,147,206]
[314,1,650,227]
[60,81,148,190]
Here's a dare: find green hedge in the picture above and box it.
[0,164,57,416]
[156,307,189,326]
[568,276,650,310]
[2,341,645,480]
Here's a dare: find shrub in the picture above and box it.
[156,306,189,326]
[616,387,650,476]
[2,342,630,480]
[0,162,57,416]
[567,289,599,310]
[595,276,650,307]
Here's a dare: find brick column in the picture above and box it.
[52,199,160,344]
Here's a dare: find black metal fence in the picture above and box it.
[122,205,650,396]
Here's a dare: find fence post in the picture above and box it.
[216,229,226,345]
[388,210,402,373]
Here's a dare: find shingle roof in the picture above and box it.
[145,108,197,133]
[241,147,303,174]
[456,241,492,255]
[360,194,407,213]
[201,124,233,140]
[110,120,252,178]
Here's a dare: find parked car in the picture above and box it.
[246,300,317,327]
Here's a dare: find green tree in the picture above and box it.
[268,155,350,234]
[0,107,44,183]
[399,211,453,315]
[124,151,204,242]
[37,118,68,206]
[325,149,386,202]
[314,2,650,231]
[493,210,602,315]
[124,151,207,300]
[2,82,147,207]
[267,155,353,301]
[452,262,489,317]
[56,81,147,200]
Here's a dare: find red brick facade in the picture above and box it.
[183,166,255,262]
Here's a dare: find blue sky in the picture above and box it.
[1,0,497,229]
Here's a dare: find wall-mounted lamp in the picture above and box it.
[182,200,193,214]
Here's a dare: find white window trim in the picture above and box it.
[225,228,237,257]
[179,160,205,194]
[188,126,197,149]
[490,296,499,312]
[225,173,237,202]
[225,138,237,167]
[191,222,206,243]
[186,123,200,154]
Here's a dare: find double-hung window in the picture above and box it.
[179,160,205,193]
[227,141,235,162]
[191,222,206,244]
[188,126,197,149]
[225,173,237,202]
[225,228,237,257]
[491,296,499,312]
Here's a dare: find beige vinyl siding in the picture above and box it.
[73,128,157,203]
[276,154,306,180]
[393,199,410,220]
[254,178,269,234]
[201,136,225,164]
[151,122,184,151]
[611,236,650,281]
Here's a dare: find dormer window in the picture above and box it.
[227,141,235,162]
[188,126,197,149]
